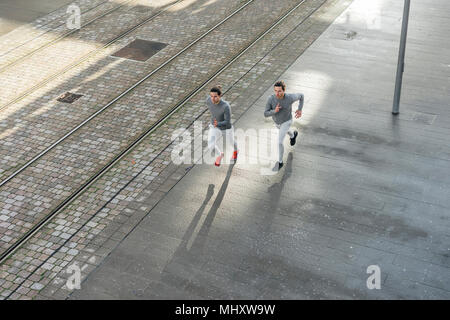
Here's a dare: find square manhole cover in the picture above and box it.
[57,92,83,103]
[112,39,167,62]
[412,112,437,125]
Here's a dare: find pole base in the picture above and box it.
[392,112,399,116]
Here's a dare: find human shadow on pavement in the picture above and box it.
[251,152,293,255]
[267,152,293,215]
[154,164,235,298]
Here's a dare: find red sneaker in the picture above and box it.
[215,153,224,167]
[231,150,238,161]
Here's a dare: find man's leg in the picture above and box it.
[225,126,238,161]
[225,127,238,150]
[208,125,222,156]
[208,126,225,166]
[287,122,299,146]
[287,129,294,138]
[278,120,292,163]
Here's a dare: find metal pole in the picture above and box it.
[392,0,411,115]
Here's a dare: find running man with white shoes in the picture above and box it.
[264,80,303,171]
[206,85,238,166]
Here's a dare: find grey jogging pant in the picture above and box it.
[276,119,294,163]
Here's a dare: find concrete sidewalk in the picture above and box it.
[0,0,74,36]
[70,0,450,299]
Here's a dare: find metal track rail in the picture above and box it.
[0,0,135,73]
[0,0,186,112]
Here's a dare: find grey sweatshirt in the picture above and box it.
[206,97,232,130]
[264,93,304,125]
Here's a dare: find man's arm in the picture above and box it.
[206,97,215,125]
[264,97,276,117]
[217,105,231,127]
[290,93,304,110]
[290,93,304,119]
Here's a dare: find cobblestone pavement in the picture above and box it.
[0,0,246,178]
[0,0,251,251]
[0,0,185,108]
[0,0,318,260]
[0,0,348,300]
[0,0,133,68]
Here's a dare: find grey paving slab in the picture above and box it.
[0,0,74,36]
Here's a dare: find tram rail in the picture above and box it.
[0,0,186,112]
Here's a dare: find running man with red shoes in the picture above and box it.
[264,80,303,171]
[206,85,238,166]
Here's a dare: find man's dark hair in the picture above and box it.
[274,80,286,91]
[210,85,222,96]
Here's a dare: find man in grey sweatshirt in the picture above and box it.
[264,80,303,170]
[207,86,238,166]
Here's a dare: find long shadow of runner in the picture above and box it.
[267,152,293,215]
[250,152,293,256]
[157,164,235,297]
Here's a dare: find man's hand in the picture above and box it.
[275,103,282,113]
[213,119,218,127]
[295,109,302,118]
